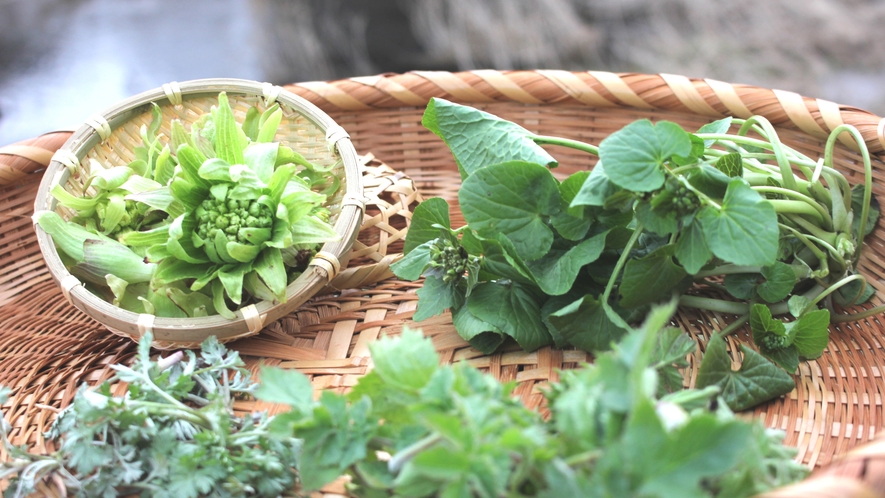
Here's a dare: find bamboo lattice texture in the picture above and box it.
[2,70,885,497]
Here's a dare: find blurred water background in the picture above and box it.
[2,0,885,145]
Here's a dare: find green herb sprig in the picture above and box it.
[393,98,881,410]
[0,335,301,498]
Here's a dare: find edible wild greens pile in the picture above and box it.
[1,305,808,497]
[393,98,881,411]
[34,93,341,319]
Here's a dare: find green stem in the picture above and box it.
[532,135,599,155]
[743,171,813,197]
[737,117,798,190]
[695,265,762,278]
[753,187,832,229]
[830,304,885,322]
[823,125,875,262]
[603,224,644,305]
[678,295,749,315]
[783,216,847,270]
[777,223,831,277]
[783,214,838,246]
[697,278,729,293]
[388,434,443,473]
[769,200,826,225]
[719,314,750,337]
[807,274,867,311]
[564,450,602,466]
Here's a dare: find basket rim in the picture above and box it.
[32,78,364,343]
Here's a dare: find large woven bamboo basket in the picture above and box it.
[3,70,885,497]
[31,79,364,349]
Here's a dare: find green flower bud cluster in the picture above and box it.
[429,238,479,284]
[97,200,143,238]
[665,178,699,217]
[195,197,273,243]
[759,333,788,351]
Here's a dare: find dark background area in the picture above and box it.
[2,0,885,146]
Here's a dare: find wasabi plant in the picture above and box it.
[394,98,881,410]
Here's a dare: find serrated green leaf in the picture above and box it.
[255,366,314,407]
[243,142,278,183]
[750,303,787,343]
[697,117,733,146]
[790,309,830,358]
[547,294,629,351]
[414,276,457,322]
[686,164,730,199]
[599,119,692,192]
[671,134,705,166]
[452,304,504,354]
[459,161,561,261]
[714,153,743,178]
[619,245,688,309]
[391,241,433,281]
[635,199,679,236]
[652,327,696,368]
[526,231,607,295]
[724,273,758,300]
[461,230,536,285]
[757,262,796,303]
[674,219,712,274]
[764,344,799,373]
[404,197,451,255]
[467,281,552,351]
[696,335,795,411]
[788,295,812,317]
[553,171,593,240]
[628,404,753,498]
[698,179,778,266]
[422,97,556,178]
[571,161,620,207]
[254,248,287,302]
[369,328,439,391]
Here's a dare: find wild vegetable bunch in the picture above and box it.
[35,93,340,319]
[0,304,808,497]
[393,98,881,410]
[0,335,303,498]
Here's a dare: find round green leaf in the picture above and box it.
[459,161,561,262]
[599,120,692,192]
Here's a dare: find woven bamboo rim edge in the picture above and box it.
[30,79,365,349]
[285,70,885,154]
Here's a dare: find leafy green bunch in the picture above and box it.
[393,98,881,410]
[35,92,341,319]
[1,304,808,497]
[256,303,807,497]
[0,335,301,498]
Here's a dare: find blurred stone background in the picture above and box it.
[2,0,885,145]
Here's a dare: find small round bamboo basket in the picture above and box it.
[31,79,364,349]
